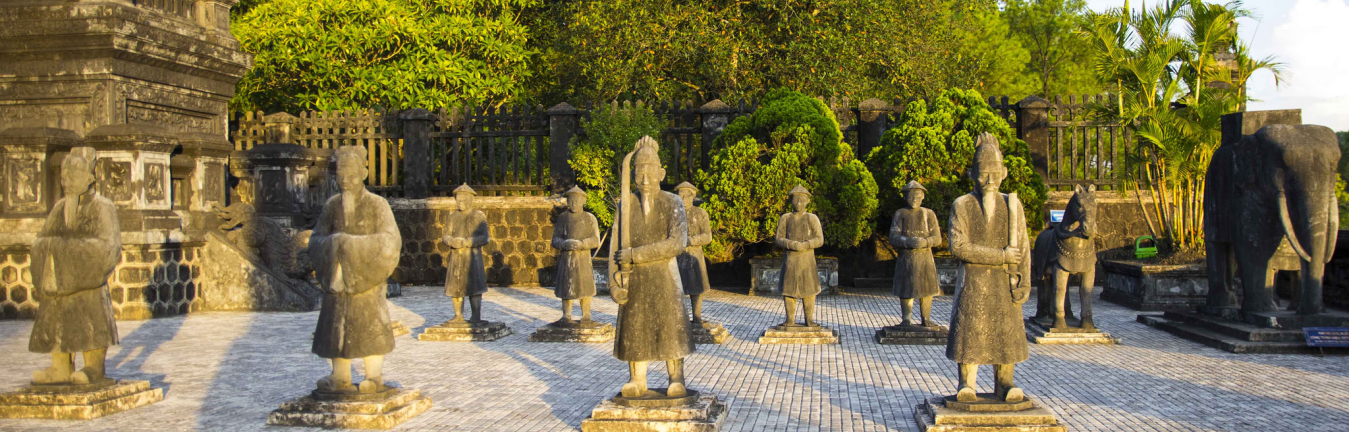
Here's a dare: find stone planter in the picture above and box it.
[935,256,962,296]
[593,257,610,295]
[1101,260,1207,311]
[749,257,839,295]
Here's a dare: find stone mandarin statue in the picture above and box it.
[775,185,825,327]
[551,186,601,322]
[443,184,491,323]
[674,182,712,323]
[889,180,942,327]
[309,145,401,394]
[609,136,695,399]
[29,147,122,385]
[946,133,1032,403]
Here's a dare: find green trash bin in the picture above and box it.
[1134,236,1158,259]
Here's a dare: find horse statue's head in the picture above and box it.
[1061,184,1097,239]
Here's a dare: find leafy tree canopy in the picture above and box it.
[568,103,669,232]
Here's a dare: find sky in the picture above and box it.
[1084,0,1349,131]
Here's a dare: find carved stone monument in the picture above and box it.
[675,182,729,344]
[759,185,838,345]
[530,186,615,343]
[0,147,163,419]
[268,146,430,429]
[877,181,947,345]
[581,137,726,432]
[1026,185,1117,344]
[419,184,512,342]
[914,133,1062,431]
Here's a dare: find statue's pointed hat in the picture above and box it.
[788,184,811,197]
[634,136,661,166]
[973,132,1005,170]
[674,182,697,192]
[453,183,477,195]
[564,186,586,196]
[902,180,926,192]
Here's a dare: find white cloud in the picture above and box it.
[1246,0,1349,131]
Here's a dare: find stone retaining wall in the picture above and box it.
[0,242,204,320]
[390,196,565,287]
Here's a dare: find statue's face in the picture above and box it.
[678,189,695,207]
[456,193,473,211]
[62,165,94,197]
[791,194,809,212]
[634,162,663,194]
[906,190,925,209]
[969,163,1006,195]
[336,158,366,194]
[567,193,585,212]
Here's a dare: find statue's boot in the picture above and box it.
[580,297,593,323]
[995,364,1023,402]
[900,298,914,327]
[803,295,817,326]
[469,295,484,323]
[782,297,797,326]
[919,296,934,327]
[622,361,651,398]
[666,359,687,397]
[956,363,978,402]
[956,387,977,402]
[318,358,355,392]
[33,353,74,384]
[449,297,466,323]
[70,348,107,384]
[358,355,384,394]
[690,295,704,324]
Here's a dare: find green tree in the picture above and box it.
[1003,0,1103,97]
[1081,0,1282,251]
[230,0,537,112]
[865,88,1047,234]
[567,103,668,232]
[694,88,878,261]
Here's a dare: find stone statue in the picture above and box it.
[609,136,694,399]
[1046,185,1098,330]
[552,186,601,322]
[212,179,294,274]
[29,147,122,385]
[674,182,712,323]
[1031,218,1073,322]
[775,185,825,327]
[442,184,490,322]
[308,146,401,394]
[946,133,1032,403]
[889,180,942,327]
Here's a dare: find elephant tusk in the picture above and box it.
[1277,191,1313,262]
[1327,190,1340,264]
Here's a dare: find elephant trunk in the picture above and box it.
[1263,125,1340,316]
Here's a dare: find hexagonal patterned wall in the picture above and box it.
[0,243,204,320]
[394,198,563,287]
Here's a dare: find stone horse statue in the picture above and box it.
[1035,184,1097,330]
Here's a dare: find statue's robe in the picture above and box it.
[678,205,712,296]
[29,192,121,354]
[775,212,824,298]
[613,191,693,362]
[946,193,1031,365]
[443,209,489,297]
[309,190,401,359]
[890,207,942,299]
[552,210,600,300]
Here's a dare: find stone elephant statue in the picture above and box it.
[1204,124,1340,316]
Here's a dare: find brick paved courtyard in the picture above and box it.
[0,287,1345,431]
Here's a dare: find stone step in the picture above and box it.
[1161,312,1305,342]
[0,380,164,420]
[417,321,512,342]
[268,388,432,429]
[1140,316,1315,354]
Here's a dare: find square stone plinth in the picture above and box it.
[1025,319,1119,345]
[391,320,410,337]
[692,321,730,344]
[913,396,1064,432]
[758,324,839,344]
[876,324,948,345]
[529,320,616,343]
[417,320,512,342]
[0,380,163,420]
[267,387,431,430]
[580,393,727,432]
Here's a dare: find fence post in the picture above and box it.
[856,98,890,158]
[1015,96,1051,181]
[399,108,435,199]
[697,100,732,170]
[547,102,580,194]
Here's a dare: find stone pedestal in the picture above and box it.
[758,324,839,344]
[912,395,1064,432]
[691,321,730,344]
[391,320,409,338]
[1100,260,1207,311]
[267,385,431,430]
[1025,318,1118,345]
[580,390,728,432]
[0,379,163,420]
[1139,309,1349,353]
[529,319,615,343]
[876,324,948,345]
[417,320,512,342]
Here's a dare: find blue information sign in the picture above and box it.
[1049,210,1065,223]
[1303,327,1349,347]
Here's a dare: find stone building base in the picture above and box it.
[390,321,409,338]
[1025,319,1119,345]
[912,395,1064,432]
[0,380,163,420]
[529,320,615,343]
[267,386,431,430]
[1138,310,1349,354]
[876,324,948,345]
[416,320,512,342]
[758,324,839,344]
[692,321,730,344]
[580,391,727,432]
